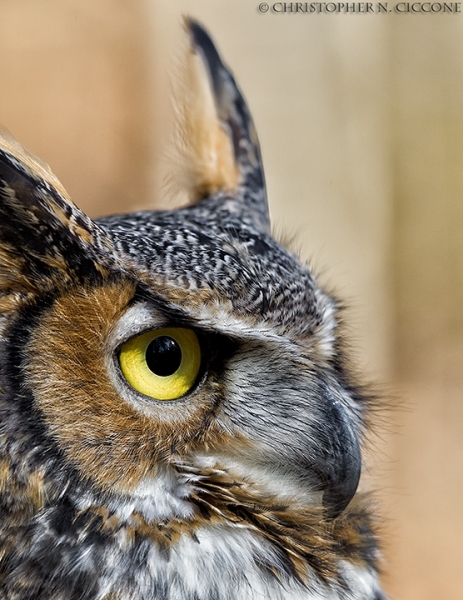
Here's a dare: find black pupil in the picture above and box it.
[145,336,182,377]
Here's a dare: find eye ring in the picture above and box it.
[119,327,201,401]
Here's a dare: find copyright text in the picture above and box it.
[258,2,462,12]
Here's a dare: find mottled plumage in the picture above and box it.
[0,20,386,600]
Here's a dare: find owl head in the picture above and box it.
[0,20,383,600]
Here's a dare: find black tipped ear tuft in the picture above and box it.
[173,19,269,233]
[187,19,259,166]
[0,129,117,310]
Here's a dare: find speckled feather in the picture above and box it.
[0,19,386,600]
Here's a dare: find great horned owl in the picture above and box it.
[0,20,386,600]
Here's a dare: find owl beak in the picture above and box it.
[315,387,362,518]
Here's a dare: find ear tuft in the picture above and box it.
[168,20,241,203]
[164,20,270,232]
[0,129,115,311]
[0,126,70,202]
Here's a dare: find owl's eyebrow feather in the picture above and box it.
[129,283,211,330]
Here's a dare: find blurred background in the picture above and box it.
[1,1,462,597]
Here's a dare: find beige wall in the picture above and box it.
[1,1,463,598]
[0,0,153,216]
[387,16,463,600]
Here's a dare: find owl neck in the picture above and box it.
[0,441,384,599]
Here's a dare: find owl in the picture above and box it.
[0,19,386,600]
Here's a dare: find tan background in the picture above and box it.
[1,1,462,598]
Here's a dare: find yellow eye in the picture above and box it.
[119,328,201,401]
